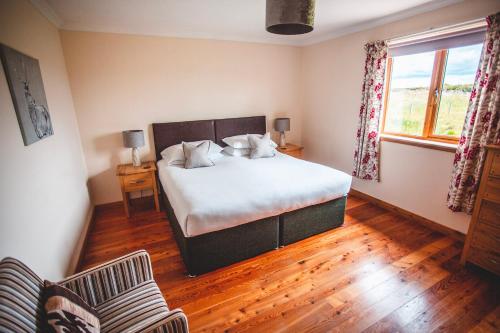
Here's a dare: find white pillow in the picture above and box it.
[222,133,277,149]
[222,146,250,157]
[183,141,214,169]
[222,134,250,149]
[161,140,222,165]
[248,133,276,159]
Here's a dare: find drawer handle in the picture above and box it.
[129,179,145,184]
[489,258,498,265]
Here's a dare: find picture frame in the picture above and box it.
[0,43,53,146]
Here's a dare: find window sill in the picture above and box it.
[380,134,457,153]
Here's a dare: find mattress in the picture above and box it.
[158,153,352,237]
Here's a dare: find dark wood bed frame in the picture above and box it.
[152,116,347,276]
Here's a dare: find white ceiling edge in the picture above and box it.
[30,0,464,47]
[59,29,307,47]
[30,0,63,27]
[302,0,464,46]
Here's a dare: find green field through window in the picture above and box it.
[384,43,482,138]
[385,51,435,136]
[434,44,483,137]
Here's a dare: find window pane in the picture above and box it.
[385,51,435,136]
[434,44,482,137]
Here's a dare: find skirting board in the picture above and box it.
[349,189,465,242]
[71,205,96,274]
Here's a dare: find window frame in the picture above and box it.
[381,49,462,144]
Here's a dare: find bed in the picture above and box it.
[153,116,351,276]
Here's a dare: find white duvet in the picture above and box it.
[158,153,352,237]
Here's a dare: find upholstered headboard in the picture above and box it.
[214,116,266,146]
[152,116,266,161]
[152,120,215,161]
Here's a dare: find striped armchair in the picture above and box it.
[0,250,189,333]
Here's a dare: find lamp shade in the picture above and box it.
[266,0,315,35]
[274,118,290,132]
[122,130,145,148]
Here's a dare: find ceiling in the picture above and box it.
[32,0,462,46]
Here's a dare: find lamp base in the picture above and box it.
[132,147,141,167]
[279,132,286,148]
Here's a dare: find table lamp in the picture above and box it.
[274,118,290,148]
[123,130,145,167]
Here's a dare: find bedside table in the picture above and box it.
[116,161,160,217]
[277,143,304,159]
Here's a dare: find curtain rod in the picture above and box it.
[387,18,486,47]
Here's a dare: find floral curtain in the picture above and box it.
[447,12,500,214]
[352,41,388,181]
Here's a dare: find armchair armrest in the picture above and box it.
[58,250,153,307]
[142,309,189,333]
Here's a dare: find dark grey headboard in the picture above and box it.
[152,116,266,161]
[214,116,266,146]
[152,120,215,161]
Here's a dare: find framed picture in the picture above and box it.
[0,43,53,146]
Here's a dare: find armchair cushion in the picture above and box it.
[96,280,168,333]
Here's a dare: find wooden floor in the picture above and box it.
[80,195,500,333]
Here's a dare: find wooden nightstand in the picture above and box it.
[277,143,304,159]
[116,161,160,217]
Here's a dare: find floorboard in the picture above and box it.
[80,196,500,333]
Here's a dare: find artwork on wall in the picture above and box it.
[0,43,53,146]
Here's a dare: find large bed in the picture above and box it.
[153,116,351,276]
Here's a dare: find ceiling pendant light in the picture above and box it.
[266,0,315,35]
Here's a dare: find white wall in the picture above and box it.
[60,31,303,204]
[301,0,500,234]
[0,0,92,279]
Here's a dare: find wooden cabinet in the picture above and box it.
[461,145,500,275]
[116,161,160,217]
[277,143,304,159]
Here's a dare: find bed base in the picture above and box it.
[279,196,347,246]
[163,191,279,276]
[162,190,346,276]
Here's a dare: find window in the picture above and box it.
[382,43,483,143]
